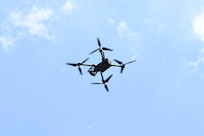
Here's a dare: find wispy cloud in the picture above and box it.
[117,21,137,41]
[193,10,204,42]
[87,122,99,130]
[143,18,168,35]
[183,48,204,73]
[61,0,75,13]
[0,6,55,51]
[107,17,114,24]
[0,36,14,51]
[0,1,78,51]
[10,6,54,40]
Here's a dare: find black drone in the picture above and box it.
[66,38,136,92]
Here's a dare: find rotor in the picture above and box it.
[114,59,136,73]
[66,58,89,75]
[89,38,113,55]
[92,74,113,92]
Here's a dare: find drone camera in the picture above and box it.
[88,66,97,76]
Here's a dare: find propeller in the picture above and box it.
[92,74,113,92]
[114,59,136,73]
[66,58,89,75]
[89,38,113,55]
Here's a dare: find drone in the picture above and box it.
[66,38,136,92]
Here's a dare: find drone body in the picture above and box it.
[88,58,112,76]
[66,38,136,92]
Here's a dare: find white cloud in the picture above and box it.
[184,48,204,73]
[0,36,14,51]
[117,21,137,41]
[10,6,54,39]
[193,10,204,42]
[61,0,75,13]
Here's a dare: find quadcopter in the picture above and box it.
[66,38,136,92]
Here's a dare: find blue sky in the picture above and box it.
[1,0,204,136]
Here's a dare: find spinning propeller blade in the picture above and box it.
[66,63,77,67]
[105,74,113,83]
[114,59,136,73]
[91,82,103,85]
[121,66,125,74]
[82,57,89,63]
[97,38,101,47]
[114,59,123,65]
[89,49,99,54]
[124,60,136,65]
[102,47,113,51]
[104,84,109,92]
[78,67,82,75]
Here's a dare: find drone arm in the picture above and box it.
[100,72,105,81]
[111,64,121,67]
[80,63,95,67]
[100,50,106,61]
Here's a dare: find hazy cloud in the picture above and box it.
[144,18,168,35]
[0,36,14,51]
[87,122,99,130]
[10,6,54,39]
[183,48,204,73]
[107,17,114,24]
[117,21,137,41]
[61,0,75,13]
[193,10,204,42]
